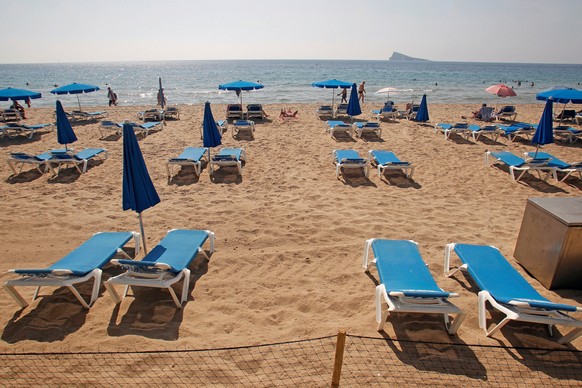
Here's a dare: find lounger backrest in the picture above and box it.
[43,232,134,276]
[335,150,362,162]
[218,148,242,160]
[526,152,570,169]
[371,150,402,165]
[490,151,525,167]
[176,147,207,161]
[371,239,450,298]
[453,244,576,312]
[140,229,209,272]
[502,106,515,113]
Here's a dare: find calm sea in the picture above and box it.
[1,60,581,108]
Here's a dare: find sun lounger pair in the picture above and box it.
[363,239,466,334]
[0,123,53,139]
[167,147,209,177]
[105,229,215,308]
[362,238,582,343]
[445,243,582,344]
[7,148,107,176]
[326,120,353,139]
[485,150,557,182]
[497,122,536,142]
[353,122,382,138]
[231,120,255,139]
[209,148,246,177]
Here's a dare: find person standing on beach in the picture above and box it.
[338,87,347,103]
[358,81,366,103]
[107,87,118,106]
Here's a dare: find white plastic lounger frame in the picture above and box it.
[465,125,503,142]
[444,243,582,344]
[105,229,215,308]
[363,239,465,335]
[4,231,140,309]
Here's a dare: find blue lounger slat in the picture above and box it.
[445,243,582,344]
[363,239,465,334]
[106,229,215,308]
[5,231,139,308]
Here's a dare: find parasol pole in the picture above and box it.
[331,89,335,118]
[137,212,148,254]
[76,95,82,111]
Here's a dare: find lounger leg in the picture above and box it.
[167,272,184,308]
[362,239,374,271]
[3,284,30,308]
[479,291,510,337]
[446,311,466,335]
[375,285,389,331]
[180,268,191,306]
[558,328,582,345]
[104,282,122,305]
[67,285,91,309]
[237,161,242,176]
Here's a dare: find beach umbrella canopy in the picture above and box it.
[311,79,352,110]
[374,87,410,101]
[55,100,77,150]
[0,87,42,101]
[346,83,361,119]
[485,84,516,98]
[415,94,430,122]
[122,122,160,253]
[218,80,264,105]
[536,87,582,104]
[532,99,553,157]
[50,83,100,111]
[202,101,222,156]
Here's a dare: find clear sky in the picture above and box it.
[1,0,580,64]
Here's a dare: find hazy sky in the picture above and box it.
[1,0,580,64]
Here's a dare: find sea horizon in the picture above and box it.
[2,59,581,108]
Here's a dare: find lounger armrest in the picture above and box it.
[341,158,367,164]
[508,298,579,312]
[10,268,74,276]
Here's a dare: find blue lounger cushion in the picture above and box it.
[10,152,53,162]
[170,147,208,162]
[13,232,135,277]
[334,150,366,163]
[355,122,380,128]
[453,244,577,312]
[526,152,573,169]
[489,151,549,167]
[327,120,350,128]
[116,229,209,273]
[371,239,451,298]
[370,150,410,166]
[215,148,243,161]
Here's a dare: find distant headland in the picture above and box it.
[389,52,430,62]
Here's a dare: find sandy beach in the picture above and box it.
[1,101,581,356]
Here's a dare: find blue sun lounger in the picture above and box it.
[368,150,414,180]
[231,120,255,139]
[105,229,215,308]
[0,123,53,139]
[7,151,54,175]
[363,239,465,334]
[209,147,246,176]
[332,149,369,178]
[48,148,108,175]
[465,124,503,142]
[216,120,228,134]
[4,231,140,309]
[434,122,477,140]
[326,120,353,138]
[553,125,582,144]
[485,150,557,182]
[497,122,536,142]
[167,147,209,177]
[445,243,582,344]
[524,151,582,182]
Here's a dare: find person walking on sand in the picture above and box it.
[358,81,366,103]
[338,87,347,103]
[107,87,118,106]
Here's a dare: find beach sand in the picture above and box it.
[1,102,581,357]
